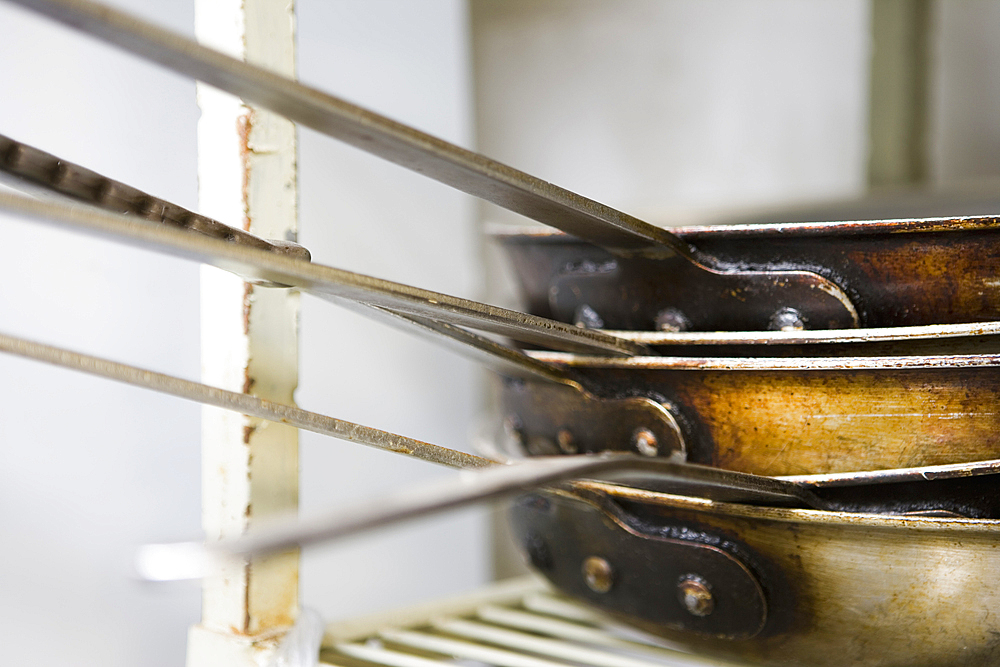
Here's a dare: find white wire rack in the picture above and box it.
[321,577,738,667]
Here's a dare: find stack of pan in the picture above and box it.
[495,220,1000,666]
[4,2,999,665]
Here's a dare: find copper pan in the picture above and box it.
[508,482,1000,667]
[500,352,1000,476]
[494,219,1000,333]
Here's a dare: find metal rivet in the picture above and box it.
[268,239,312,261]
[654,308,691,332]
[524,533,553,571]
[678,575,714,617]
[556,428,577,454]
[503,415,524,448]
[582,556,614,593]
[4,143,24,168]
[573,304,604,329]
[632,427,659,456]
[769,307,806,332]
[50,162,71,187]
[526,436,559,456]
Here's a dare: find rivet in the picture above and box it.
[268,239,312,261]
[4,143,24,168]
[632,427,659,456]
[582,556,614,593]
[50,162,71,187]
[524,533,553,571]
[654,308,691,332]
[556,428,577,454]
[573,304,604,329]
[678,574,714,617]
[526,436,559,456]
[769,307,806,332]
[503,415,524,448]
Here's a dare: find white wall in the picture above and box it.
[931,1,1000,186]
[0,1,484,665]
[472,0,872,228]
[0,2,201,665]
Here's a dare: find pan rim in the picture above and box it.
[488,214,1000,240]
[528,350,1000,370]
[604,320,1000,346]
[574,481,1000,531]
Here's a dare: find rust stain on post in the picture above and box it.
[242,283,254,336]
[236,109,256,232]
[243,561,252,634]
[193,0,300,654]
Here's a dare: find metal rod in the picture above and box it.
[0,191,643,357]
[361,305,583,388]
[0,132,308,260]
[0,135,632,373]
[134,454,817,581]
[6,0,690,258]
[0,330,494,470]
[136,444,1000,581]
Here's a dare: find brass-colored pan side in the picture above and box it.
[510,486,1000,667]
[619,490,1000,667]
[508,356,1000,475]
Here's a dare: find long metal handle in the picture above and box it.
[0,330,494,470]
[0,133,309,260]
[0,132,639,367]
[0,191,643,357]
[135,453,818,581]
[136,448,1000,582]
[6,0,689,258]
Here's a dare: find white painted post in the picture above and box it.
[187,1,300,665]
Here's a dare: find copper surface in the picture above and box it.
[526,352,1000,475]
[566,484,1000,667]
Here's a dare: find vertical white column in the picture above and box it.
[188,1,300,665]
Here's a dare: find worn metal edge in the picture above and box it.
[487,214,1000,240]
[528,351,1000,371]
[577,482,1000,532]
[608,320,1000,346]
[778,458,1000,487]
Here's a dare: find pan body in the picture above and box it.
[509,353,1000,475]
[508,485,1000,667]
[495,218,1000,331]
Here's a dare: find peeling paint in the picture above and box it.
[236,108,256,232]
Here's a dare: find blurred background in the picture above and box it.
[0,1,997,665]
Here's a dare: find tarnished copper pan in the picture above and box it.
[508,484,1000,667]
[494,219,1000,332]
[501,353,1000,475]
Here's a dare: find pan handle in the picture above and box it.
[9,0,860,331]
